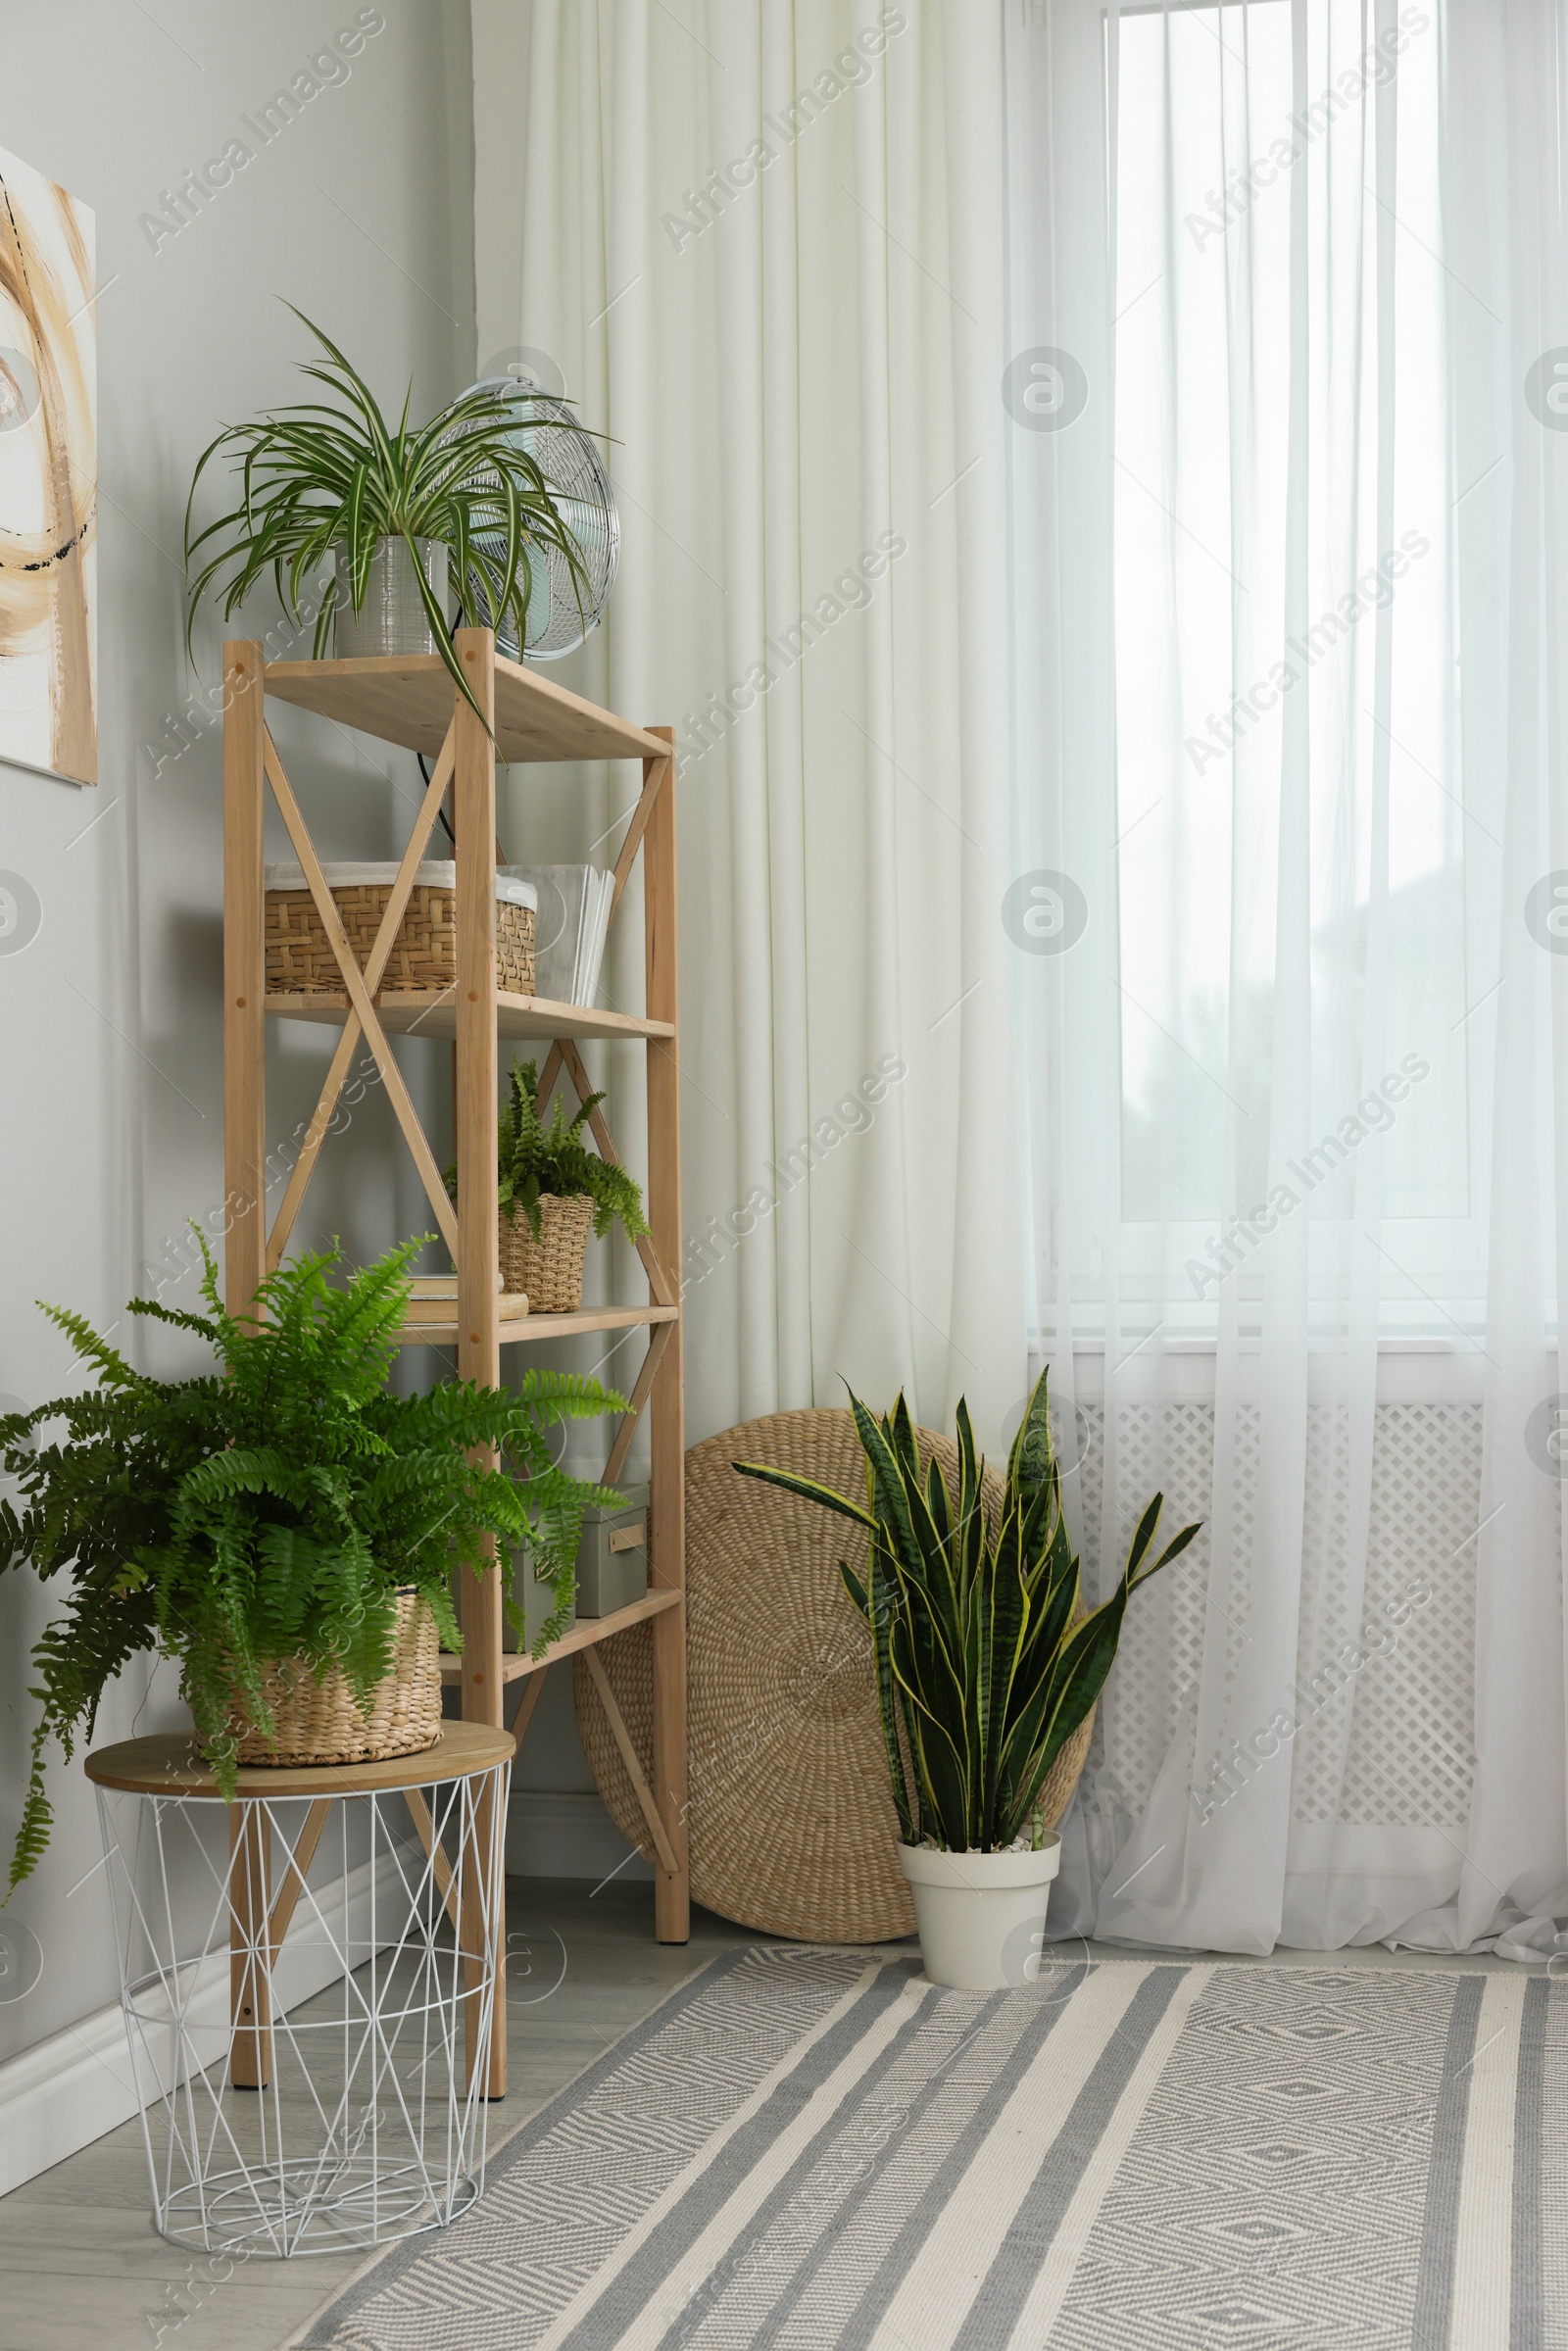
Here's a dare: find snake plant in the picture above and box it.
[733,1370,1200,1853]
[183,308,592,729]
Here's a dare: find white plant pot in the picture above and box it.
[899,1837,1062,1990]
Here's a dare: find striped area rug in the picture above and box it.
[297,1946,1559,2350]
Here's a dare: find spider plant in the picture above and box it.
[183,308,593,728]
[734,1370,1201,1853]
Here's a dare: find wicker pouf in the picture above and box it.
[499,1194,594,1311]
[574,1409,1096,1944]
[229,1590,441,1767]
[264,862,537,998]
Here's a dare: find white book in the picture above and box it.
[506,865,612,1005]
[573,867,614,1006]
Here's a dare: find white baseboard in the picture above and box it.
[507,1788,653,1885]
[0,1837,420,2200]
[0,1998,142,2201]
[0,1794,656,2198]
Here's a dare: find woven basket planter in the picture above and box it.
[265,862,536,998]
[228,1590,442,1768]
[499,1193,594,1311]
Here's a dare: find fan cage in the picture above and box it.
[444,377,619,661]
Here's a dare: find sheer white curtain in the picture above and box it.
[471,0,1023,1449]
[1010,0,1568,1954]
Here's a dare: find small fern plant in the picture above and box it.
[0,1234,621,1892]
[453,1059,650,1245]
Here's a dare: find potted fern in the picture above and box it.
[0,1235,620,1892]
[734,1370,1200,1987]
[183,309,592,730]
[457,1059,650,1314]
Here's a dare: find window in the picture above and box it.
[1104,0,1483,1335]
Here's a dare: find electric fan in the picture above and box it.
[445,367,619,661]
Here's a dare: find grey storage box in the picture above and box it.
[575,1483,649,1617]
[505,1553,573,1652]
[453,1557,571,1655]
[498,1484,648,1648]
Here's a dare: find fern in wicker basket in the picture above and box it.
[0,1234,621,1891]
[485,1058,650,1245]
[444,1061,651,1310]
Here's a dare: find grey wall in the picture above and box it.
[0,0,475,2065]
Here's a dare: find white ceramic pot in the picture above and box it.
[899,1837,1062,1989]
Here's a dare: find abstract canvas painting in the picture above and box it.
[0,143,96,787]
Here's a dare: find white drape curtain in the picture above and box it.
[1011,0,1568,1955]
[478,0,1568,1958]
[472,0,1024,1452]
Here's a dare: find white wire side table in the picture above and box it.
[85,1723,513,2259]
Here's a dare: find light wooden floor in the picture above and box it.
[0,1879,1530,2351]
[0,1879,770,2351]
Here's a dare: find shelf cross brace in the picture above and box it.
[262,728,461,1263]
[511,1665,550,1755]
[581,1644,679,1876]
[262,1797,332,1956]
[267,725,457,1269]
[609,746,672,925]
[403,1788,462,1935]
[605,1319,673,1487]
[534,1037,677,1310]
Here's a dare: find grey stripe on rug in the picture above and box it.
[295,1949,1550,2351]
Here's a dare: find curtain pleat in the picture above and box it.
[1013,0,1568,1957]
[474,0,1025,1449]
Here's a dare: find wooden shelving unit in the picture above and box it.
[436,1587,684,1687]
[221,631,687,2100]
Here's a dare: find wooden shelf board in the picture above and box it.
[264,651,667,765]
[86,1722,513,1796]
[263,989,672,1044]
[439,1586,684,1685]
[396,1302,679,1347]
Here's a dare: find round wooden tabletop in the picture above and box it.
[84,1722,514,1798]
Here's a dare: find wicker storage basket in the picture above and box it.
[575,1409,1096,1944]
[499,1193,594,1311]
[264,862,537,998]
[229,1590,441,1767]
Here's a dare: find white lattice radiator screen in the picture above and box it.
[1070,1402,1493,1839]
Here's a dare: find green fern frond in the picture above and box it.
[2,1235,619,1890]
[35,1300,142,1391]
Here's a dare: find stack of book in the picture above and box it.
[404,1276,530,1324]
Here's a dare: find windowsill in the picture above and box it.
[1048,1342,1491,1404]
[1055,1336,1482,1352]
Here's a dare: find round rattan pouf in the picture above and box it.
[575,1408,1095,1944]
